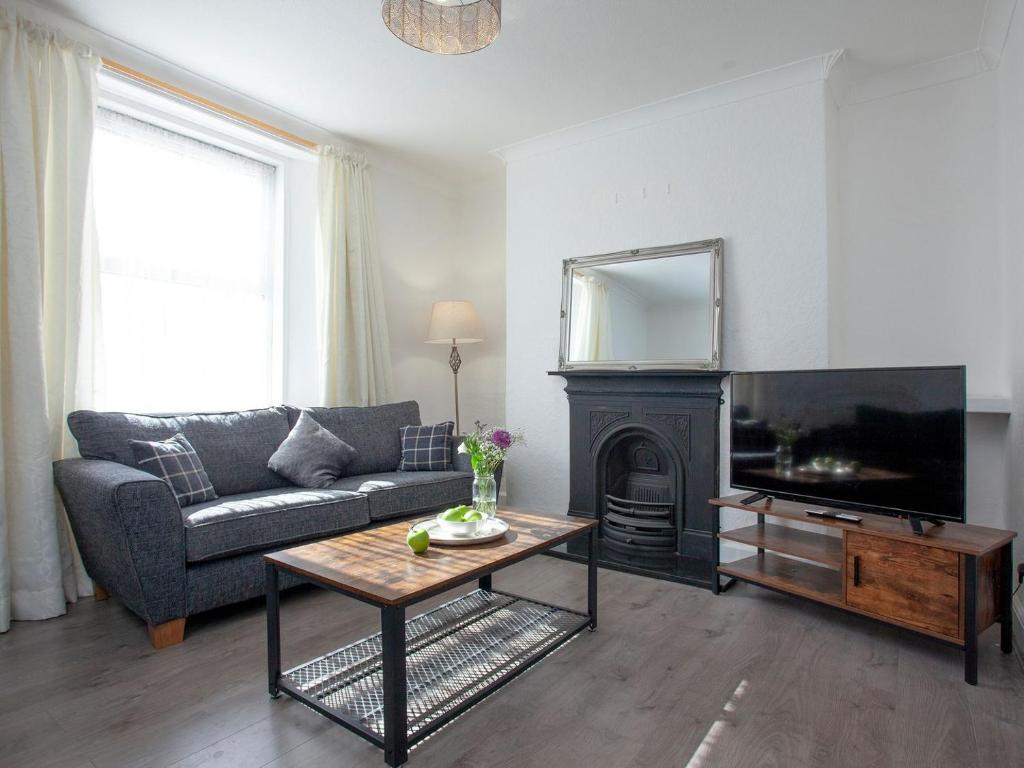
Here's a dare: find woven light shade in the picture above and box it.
[382,0,501,55]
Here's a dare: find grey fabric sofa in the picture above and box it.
[53,401,483,648]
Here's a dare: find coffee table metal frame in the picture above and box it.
[266,524,598,767]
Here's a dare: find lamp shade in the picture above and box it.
[426,301,482,344]
[382,0,501,55]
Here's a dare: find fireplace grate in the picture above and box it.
[603,472,676,553]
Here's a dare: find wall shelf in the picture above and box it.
[967,396,1012,414]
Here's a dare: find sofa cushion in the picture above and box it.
[68,407,292,496]
[294,401,420,476]
[130,433,218,507]
[269,411,357,488]
[182,488,370,562]
[398,422,454,471]
[329,471,472,521]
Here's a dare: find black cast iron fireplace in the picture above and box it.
[547,370,729,589]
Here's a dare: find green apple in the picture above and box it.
[463,510,484,522]
[440,505,473,522]
[406,527,430,554]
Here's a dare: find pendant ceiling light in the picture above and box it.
[382,0,501,55]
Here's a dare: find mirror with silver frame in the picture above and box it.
[558,239,723,371]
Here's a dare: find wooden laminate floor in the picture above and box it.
[1,556,1021,768]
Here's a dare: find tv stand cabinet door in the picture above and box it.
[844,533,961,640]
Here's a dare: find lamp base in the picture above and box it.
[450,342,462,435]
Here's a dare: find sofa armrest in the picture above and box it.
[54,458,187,625]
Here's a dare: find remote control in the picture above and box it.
[805,509,862,523]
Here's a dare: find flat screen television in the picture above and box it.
[730,366,966,523]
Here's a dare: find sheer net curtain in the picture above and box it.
[317,147,393,406]
[0,11,99,632]
[92,109,278,413]
[569,275,614,361]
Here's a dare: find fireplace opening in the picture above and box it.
[602,436,678,557]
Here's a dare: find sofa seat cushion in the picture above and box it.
[328,471,472,521]
[182,488,370,563]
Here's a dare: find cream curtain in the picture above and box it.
[317,147,394,406]
[569,275,614,360]
[0,11,99,632]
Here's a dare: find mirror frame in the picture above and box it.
[558,238,724,371]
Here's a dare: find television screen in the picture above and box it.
[730,367,966,522]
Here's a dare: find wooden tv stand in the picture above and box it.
[710,494,1016,685]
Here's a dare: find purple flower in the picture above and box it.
[490,429,513,450]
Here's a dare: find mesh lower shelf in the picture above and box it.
[283,589,588,739]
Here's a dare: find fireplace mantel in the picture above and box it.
[548,369,730,589]
[550,369,729,394]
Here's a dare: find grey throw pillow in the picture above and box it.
[130,433,218,507]
[268,411,357,488]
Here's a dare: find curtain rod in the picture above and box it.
[100,59,320,153]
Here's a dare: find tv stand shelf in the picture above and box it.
[710,494,1016,685]
[719,524,843,567]
[720,552,843,605]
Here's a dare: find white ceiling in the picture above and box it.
[33,0,990,184]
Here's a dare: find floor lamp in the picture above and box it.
[426,301,481,435]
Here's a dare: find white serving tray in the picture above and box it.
[410,517,510,546]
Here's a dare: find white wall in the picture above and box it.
[448,179,507,432]
[999,4,1024,570]
[374,167,462,424]
[504,78,833,514]
[835,71,1010,530]
[834,73,1005,395]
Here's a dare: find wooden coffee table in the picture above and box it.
[264,508,598,767]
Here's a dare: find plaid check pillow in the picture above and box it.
[129,433,218,507]
[398,422,454,471]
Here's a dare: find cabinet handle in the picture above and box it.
[852,555,861,587]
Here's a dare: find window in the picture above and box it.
[92,108,279,413]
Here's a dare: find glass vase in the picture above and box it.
[775,444,794,476]
[472,472,497,519]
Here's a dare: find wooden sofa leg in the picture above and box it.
[93,583,110,601]
[147,618,186,649]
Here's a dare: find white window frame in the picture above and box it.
[95,71,312,407]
